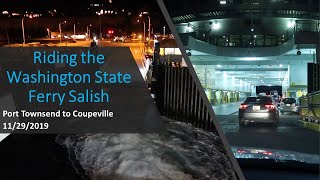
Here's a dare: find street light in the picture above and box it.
[147,16,151,40]
[21,14,36,44]
[99,14,102,38]
[97,10,105,39]
[22,17,25,44]
[47,28,50,38]
[87,24,92,39]
[137,19,145,42]
[139,13,151,41]
[59,21,66,42]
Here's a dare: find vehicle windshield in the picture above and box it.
[244,97,272,103]
[283,98,296,104]
[166,0,320,172]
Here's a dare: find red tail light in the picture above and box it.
[265,104,275,109]
[240,104,248,109]
[237,150,247,153]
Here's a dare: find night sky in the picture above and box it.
[0,0,160,16]
[0,0,170,40]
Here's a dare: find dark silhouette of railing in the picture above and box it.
[153,62,217,133]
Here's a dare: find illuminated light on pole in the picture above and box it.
[97,10,104,39]
[21,13,40,44]
[137,19,146,42]
[59,23,62,42]
[148,16,151,40]
[99,15,102,38]
[139,13,151,42]
[22,17,25,44]
[59,21,66,42]
[86,24,92,39]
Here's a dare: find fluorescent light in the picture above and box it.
[287,20,295,28]
[212,22,221,30]
[223,72,227,79]
[220,0,227,4]
[240,57,258,61]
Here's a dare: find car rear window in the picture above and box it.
[245,97,272,103]
[283,98,296,104]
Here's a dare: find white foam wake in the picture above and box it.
[57,121,237,180]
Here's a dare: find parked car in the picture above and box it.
[279,97,299,115]
[239,96,280,127]
[113,36,126,43]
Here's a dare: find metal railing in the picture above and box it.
[300,91,320,124]
[184,19,320,48]
[153,62,217,133]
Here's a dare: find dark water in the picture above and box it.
[0,134,88,180]
[0,63,87,179]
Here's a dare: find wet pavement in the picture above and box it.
[212,102,320,155]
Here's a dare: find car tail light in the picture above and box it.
[237,150,247,153]
[240,104,248,109]
[265,104,275,109]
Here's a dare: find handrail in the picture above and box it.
[171,2,319,18]
[172,9,319,23]
[300,91,320,124]
[187,27,295,48]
